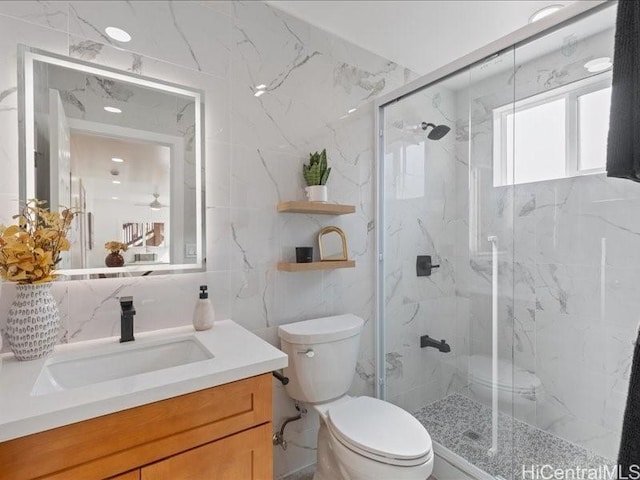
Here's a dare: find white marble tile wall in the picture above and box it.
[0,2,414,477]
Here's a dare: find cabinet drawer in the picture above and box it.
[141,423,273,480]
[0,374,271,480]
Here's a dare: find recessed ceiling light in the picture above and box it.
[112,180,121,185]
[104,106,122,113]
[111,157,124,163]
[112,196,119,200]
[105,26,132,43]
[529,5,563,24]
[254,90,265,98]
[255,84,266,90]
[348,107,357,114]
[584,57,612,73]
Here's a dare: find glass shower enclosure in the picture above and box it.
[376,3,626,479]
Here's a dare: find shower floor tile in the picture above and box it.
[414,394,614,480]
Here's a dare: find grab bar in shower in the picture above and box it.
[488,235,498,457]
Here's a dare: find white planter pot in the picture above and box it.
[6,283,59,361]
[305,185,328,203]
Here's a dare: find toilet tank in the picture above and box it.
[278,314,364,404]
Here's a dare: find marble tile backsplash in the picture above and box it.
[0,2,414,477]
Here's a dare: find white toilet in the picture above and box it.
[278,314,434,480]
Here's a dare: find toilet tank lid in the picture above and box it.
[278,314,364,344]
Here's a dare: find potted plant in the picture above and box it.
[0,199,75,360]
[104,241,128,267]
[303,149,331,202]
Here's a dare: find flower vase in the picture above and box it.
[6,283,59,361]
[105,251,125,267]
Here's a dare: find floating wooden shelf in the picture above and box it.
[277,201,355,215]
[277,260,356,272]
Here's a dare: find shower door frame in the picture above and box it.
[373,0,610,401]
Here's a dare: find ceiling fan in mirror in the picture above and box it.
[136,193,170,211]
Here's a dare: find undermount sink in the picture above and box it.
[31,335,214,396]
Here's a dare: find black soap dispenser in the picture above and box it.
[193,285,215,331]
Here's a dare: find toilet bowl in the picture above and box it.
[278,314,433,480]
[468,354,544,423]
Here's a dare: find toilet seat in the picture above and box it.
[326,396,432,467]
[469,355,541,396]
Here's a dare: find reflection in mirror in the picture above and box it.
[318,226,348,261]
[19,46,204,277]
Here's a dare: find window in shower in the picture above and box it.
[493,72,611,186]
[385,140,426,200]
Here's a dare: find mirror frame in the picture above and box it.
[318,226,348,261]
[18,45,205,277]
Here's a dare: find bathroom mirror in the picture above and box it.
[318,226,348,261]
[18,46,204,277]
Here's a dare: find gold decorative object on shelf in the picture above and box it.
[318,226,348,261]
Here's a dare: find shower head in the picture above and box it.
[421,122,451,140]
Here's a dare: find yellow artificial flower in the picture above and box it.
[0,199,76,284]
[104,241,128,253]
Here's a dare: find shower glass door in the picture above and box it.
[509,3,621,468]
[460,47,517,477]
[380,3,623,479]
[381,46,518,478]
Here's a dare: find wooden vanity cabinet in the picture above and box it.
[0,373,273,480]
[109,471,140,480]
[140,423,271,480]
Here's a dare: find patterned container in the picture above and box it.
[6,283,59,361]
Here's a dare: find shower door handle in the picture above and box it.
[488,236,498,457]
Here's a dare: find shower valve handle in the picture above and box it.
[417,255,440,277]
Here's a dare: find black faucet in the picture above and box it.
[420,334,451,353]
[119,296,136,343]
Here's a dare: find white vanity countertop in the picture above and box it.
[0,320,288,442]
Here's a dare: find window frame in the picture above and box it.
[492,72,612,187]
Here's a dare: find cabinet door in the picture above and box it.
[141,423,272,480]
[109,470,140,480]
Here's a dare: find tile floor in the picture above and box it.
[415,393,614,480]
[280,464,315,480]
